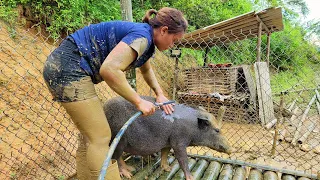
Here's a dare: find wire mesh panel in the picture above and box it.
[171,7,320,179]
[0,6,320,180]
[0,21,78,179]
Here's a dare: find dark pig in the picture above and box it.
[103,96,233,180]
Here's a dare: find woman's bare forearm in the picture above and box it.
[141,65,164,96]
[101,67,142,105]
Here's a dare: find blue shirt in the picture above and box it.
[70,21,155,84]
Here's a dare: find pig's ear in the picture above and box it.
[198,106,208,112]
[198,118,210,129]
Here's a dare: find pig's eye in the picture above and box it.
[197,118,210,129]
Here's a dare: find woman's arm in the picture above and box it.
[140,61,174,114]
[140,61,164,96]
[100,42,155,116]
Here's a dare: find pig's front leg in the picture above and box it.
[172,146,193,180]
[160,147,171,171]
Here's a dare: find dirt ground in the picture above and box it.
[0,20,319,179]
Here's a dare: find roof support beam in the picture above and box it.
[255,14,270,33]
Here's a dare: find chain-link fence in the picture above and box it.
[0,6,319,180]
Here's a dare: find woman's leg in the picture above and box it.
[62,97,121,180]
[76,133,90,180]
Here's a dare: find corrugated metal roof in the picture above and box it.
[175,7,284,49]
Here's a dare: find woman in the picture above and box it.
[43,7,187,180]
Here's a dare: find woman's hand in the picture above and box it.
[156,94,175,115]
[135,99,156,116]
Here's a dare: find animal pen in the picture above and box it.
[0,6,320,180]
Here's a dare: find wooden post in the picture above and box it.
[120,0,133,21]
[204,47,209,66]
[121,0,137,90]
[172,57,179,101]
[256,22,262,62]
[271,92,284,156]
[266,32,271,67]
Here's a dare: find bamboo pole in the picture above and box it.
[191,159,209,180]
[288,91,303,111]
[148,157,175,180]
[172,57,179,101]
[266,119,277,129]
[282,174,296,180]
[172,158,197,179]
[157,160,180,180]
[278,129,287,142]
[266,33,271,67]
[315,89,320,114]
[289,107,299,125]
[297,177,310,180]
[263,171,278,180]
[218,164,233,180]
[316,101,320,114]
[202,161,222,180]
[131,158,161,180]
[233,166,246,180]
[248,169,263,180]
[315,89,320,102]
[292,95,317,146]
[297,123,316,144]
[256,22,262,62]
[188,154,318,179]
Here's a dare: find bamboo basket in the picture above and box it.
[177,66,258,123]
[177,92,258,123]
[181,66,238,95]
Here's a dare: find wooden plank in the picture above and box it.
[254,62,275,125]
[242,65,257,109]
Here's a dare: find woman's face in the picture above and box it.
[154,26,184,51]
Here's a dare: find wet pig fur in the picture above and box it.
[103,96,233,179]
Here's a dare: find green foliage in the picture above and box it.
[1,0,121,39]
[172,0,253,30]
[271,65,318,94]
[0,3,18,27]
[268,20,320,71]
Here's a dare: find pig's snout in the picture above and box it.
[225,147,236,155]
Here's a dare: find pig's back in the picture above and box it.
[103,96,199,155]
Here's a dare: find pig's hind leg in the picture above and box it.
[160,147,172,172]
[119,156,136,172]
[112,139,135,179]
[172,146,193,180]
